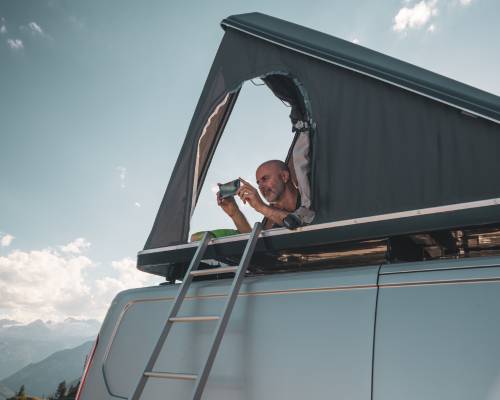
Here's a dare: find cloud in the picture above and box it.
[352,38,360,44]
[0,248,93,322]
[28,22,43,35]
[19,21,46,37]
[393,0,438,32]
[459,0,473,5]
[134,202,141,208]
[60,238,91,254]
[116,166,127,189]
[0,244,161,323]
[0,234,15,247]
[0,18,6,35]
[427,24,436,32]
[6,38,23,50]
[100,258,155,292]
[91,257,160,319]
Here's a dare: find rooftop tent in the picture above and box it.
[144,12,500,250]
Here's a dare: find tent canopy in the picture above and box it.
[144,12,500,250]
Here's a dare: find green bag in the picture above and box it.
[190,228,239,242]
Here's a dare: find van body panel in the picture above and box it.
[380,255,500,275]
[380,264,500,286]
[374,256,500,400]
[80,265,379,399]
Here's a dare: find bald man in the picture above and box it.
[217,160,300,233]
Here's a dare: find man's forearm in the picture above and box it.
[229,210,252,233]
[255,204,288,226]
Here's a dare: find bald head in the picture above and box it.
[257,159,289,173]
[255,159,292,203]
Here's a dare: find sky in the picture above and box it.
[0,0,499,323]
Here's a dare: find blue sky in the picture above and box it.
[0,0,499,322]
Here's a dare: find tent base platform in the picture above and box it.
[138,199,500,281]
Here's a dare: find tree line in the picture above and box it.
[7,381,80,400]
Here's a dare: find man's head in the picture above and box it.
[256,160,292,203]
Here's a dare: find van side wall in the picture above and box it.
[80,256,500,399]
[80,266,379,399]
[374,256,500,400]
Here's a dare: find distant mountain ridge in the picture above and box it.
[0,318,100,380]
[0,320,18,329]
[0,318,100,340]
[1,340,93,398]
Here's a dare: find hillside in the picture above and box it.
[0,341,93,398]
[0,318,99,380]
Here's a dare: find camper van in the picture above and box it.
[76,13,500,400]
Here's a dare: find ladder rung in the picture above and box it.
[144,371,197,381]
[190,266,238,277]
[169,316,220,323]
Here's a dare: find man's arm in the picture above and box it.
[253,203,288,226]
[228,209,252,234]
[237,179,288,226]
[217,193,252,233]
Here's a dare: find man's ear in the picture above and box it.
[281,169,290,183]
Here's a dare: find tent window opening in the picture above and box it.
[189,74,314,240]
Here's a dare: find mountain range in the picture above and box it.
[1,340,94,398]
[0,318,100,381]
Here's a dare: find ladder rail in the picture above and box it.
[191,222,262,400]
[131,223,262,400]
[130,231,212,400]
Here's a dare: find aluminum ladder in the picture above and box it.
[131,222,262,400]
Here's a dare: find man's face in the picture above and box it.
[256,164,286,203]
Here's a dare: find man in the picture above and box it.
[217,160,299,233]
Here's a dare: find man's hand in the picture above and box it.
[237,178,266,212]
[217,191,240,217]
[238,177,290,227]
[216,188,251,234]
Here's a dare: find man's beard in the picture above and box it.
[262,181,285,203]
[263,190,278,203]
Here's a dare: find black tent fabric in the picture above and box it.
[144,12,500,250]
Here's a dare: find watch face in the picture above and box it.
[283,213,302,229]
